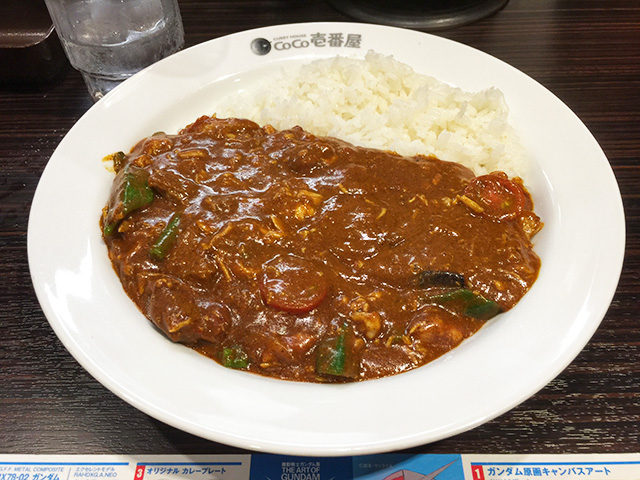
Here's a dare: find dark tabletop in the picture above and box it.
[1,0,638,455]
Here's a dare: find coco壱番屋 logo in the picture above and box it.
[250,33,363,55]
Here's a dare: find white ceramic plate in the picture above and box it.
[28,23,625,456]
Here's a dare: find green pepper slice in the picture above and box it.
[102,151,126,172]
[222,346,249,369]
[149,212,182,261]
[425,288,502,320]
[315,326,359,380]
[103,164,154,236]
[121,167,154,214]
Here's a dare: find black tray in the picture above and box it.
[327,0,508,29]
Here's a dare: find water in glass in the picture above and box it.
[46,0,184,101]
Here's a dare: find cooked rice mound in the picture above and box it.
[214,51,526,177]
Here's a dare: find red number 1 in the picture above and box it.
[471,465,485,480]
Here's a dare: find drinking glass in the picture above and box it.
[44,0,184,101]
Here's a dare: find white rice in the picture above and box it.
[213,51,526,177]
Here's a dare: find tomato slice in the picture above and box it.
[463,174,526,220]
[260,254,329,313]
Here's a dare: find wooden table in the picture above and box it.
[1,0,638,455]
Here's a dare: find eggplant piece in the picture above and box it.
[418,270,465,289]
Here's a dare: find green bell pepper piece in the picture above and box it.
[222,346,249,369]
[149,212,182,261]
[315,326,359,380]
[426,288,502,320]
[103,164,154,236]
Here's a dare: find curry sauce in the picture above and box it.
[101,116,542,382]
